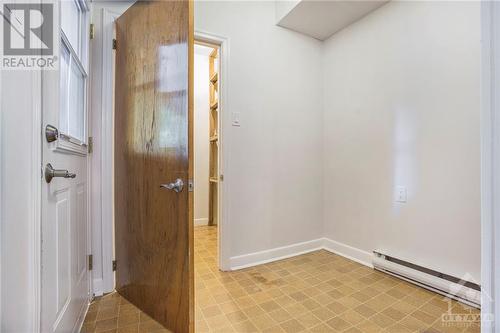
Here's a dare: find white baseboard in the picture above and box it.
[229,237,373,271]
[194,218,209,226]
[93,278,103,297]
[230,238,324,270]
[323,238,373,268]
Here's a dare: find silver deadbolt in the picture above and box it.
[45,163,76,183]
[45,124,59,142]
[160,178,184,193]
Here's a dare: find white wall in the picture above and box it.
[194,45,211,225]
[1,71,41,331]
[322,1,481,281]
[195,1,325,257]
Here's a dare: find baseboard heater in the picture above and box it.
[372,251,481,308]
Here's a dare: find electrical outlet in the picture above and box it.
[396,186,407,203]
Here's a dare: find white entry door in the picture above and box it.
[41,0,91,332]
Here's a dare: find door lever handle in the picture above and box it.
[45,163,76,183]
[160,178,184,193]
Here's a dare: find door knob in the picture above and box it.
[160,178,184,193]
[45,163,76,183]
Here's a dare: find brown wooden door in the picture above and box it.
[114,1,194,332]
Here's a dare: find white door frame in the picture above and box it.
[99,8,118,295]
[480,1,500,331]
[89,7,119,296]
[194,31,231,271]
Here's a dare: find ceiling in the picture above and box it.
[276,0,388,41]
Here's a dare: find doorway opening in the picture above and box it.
[194,40,223,276]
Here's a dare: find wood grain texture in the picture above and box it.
[114,1,193,332]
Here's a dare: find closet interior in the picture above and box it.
[208,48,219,226]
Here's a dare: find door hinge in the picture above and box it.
[90,23,95,40]
[112,39,117,50]
[88,136,93,154]
[88,254,93,271]
[220,174,224,182]
[112,260,117,271]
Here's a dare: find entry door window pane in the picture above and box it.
[61,0,81,55]
[59,44,70,135]
[68,61,85,141]
[58,0,88,145]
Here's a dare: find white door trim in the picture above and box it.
[100,7,119,295]
[195,31,231,271]
[91,7,120,296]
[480,1,499,331]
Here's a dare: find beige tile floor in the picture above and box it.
[83,226,480,332]
[82,293,169,333]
